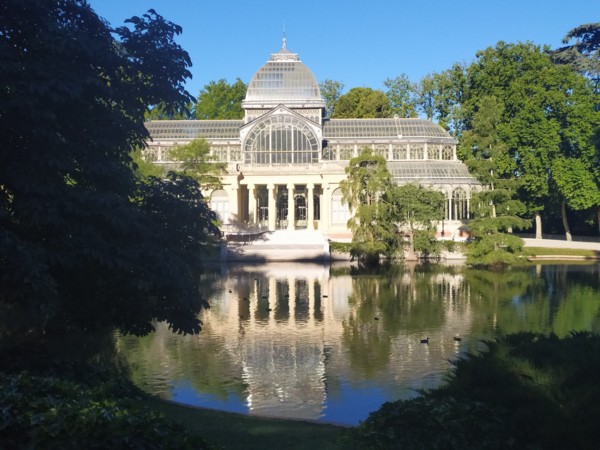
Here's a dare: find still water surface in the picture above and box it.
[118,263,600,425]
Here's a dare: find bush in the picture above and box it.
[0,372,210,450]
[343,332,600,449]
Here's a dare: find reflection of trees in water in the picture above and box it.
[341,264,471,377]
[118,321,246,400]
[463,265,600,337]
[340,264,600,378]
[118,271,244,400]
[116,263,600,421]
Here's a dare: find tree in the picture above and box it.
[340,148,395,264]
[462,41,599,239]
[145,102,193,120]
[169,138,227,190]
[551,22,600,97]
[460,95,526,222]
[319,79,345,118]
[194,78,246,120]
[0,1,218,337]
[417,63,466,135]
[333,87,392,118]
[384,74,418,118]
[387,184,445,260]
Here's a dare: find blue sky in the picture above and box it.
[88,0,596,97]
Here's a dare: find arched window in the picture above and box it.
[244,115,320,164]
[210,190,229,223]
[295,195,307,221]
[451,188,468,220]
[331,188,351,224]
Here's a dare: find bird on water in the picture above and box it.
[420,337,429,344]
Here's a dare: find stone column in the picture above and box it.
[229,186,239,226]
[267,184,276,231]
[307,183,314,230]
[287,183,295,230]
[248,184,256,225]
[321,183,330,233]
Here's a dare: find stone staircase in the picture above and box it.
[225,230,330,262]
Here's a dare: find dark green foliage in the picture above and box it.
[461,41,600,237]
[383,74,418,118]
[195,78,246,119]
[0,0,218,336]
[387,183,445,259]
[416,63,466,135]
[320,79,345,118]
[466,217,530,267]
[333,87,392,118]
[0,372,209,449]
[344,332,600,450]
[168,138,227,190]
[340,149,395,263]
[551,22,600,96]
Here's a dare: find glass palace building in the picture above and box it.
[145,41,479,240]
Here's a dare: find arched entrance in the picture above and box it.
[276,188,288,229]
[295,194,307,229]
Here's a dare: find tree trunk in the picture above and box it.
[405,228,418,261]
[535,213,543,240]
[561,200,572,241]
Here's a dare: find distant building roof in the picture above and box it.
[243,40,325,109]
[323,118,454,140]
[145,120,242,141]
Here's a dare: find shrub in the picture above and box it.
[343,332,600,449]
[0,372,210,450]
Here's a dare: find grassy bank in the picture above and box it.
[140,397,345,450]
[525,246,599,257]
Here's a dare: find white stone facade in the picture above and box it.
[145,43,480,241]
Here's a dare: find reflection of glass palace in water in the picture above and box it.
[197,264,472,421]
[144,39,479,245]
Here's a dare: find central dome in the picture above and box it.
[243,40,325,109]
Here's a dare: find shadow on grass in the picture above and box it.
[141,398,346,450]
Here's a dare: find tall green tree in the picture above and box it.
[387,184,445,260]
[0,0,218,337]
[551,22,600,97]
[319,79,345,118]
[194,78,246,120]
[383,74,418,118]
[551,23,600,234]
[340,149,395,263]
[460,95,525,221]
[417,63,466,135]
[462,41,599,239]
[333,87,392,118]
[169,138,227,190]
[145,101,193,120]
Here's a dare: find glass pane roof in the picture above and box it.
[244,47,324,105]
[146,120,242,140]
[324,118,451,139]
[388,161,477,183]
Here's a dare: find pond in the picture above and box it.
[117,262,600,425]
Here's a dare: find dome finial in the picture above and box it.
[282,22,286,49]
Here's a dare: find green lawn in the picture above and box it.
[525,246,598,256]
[140,397,346,450]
